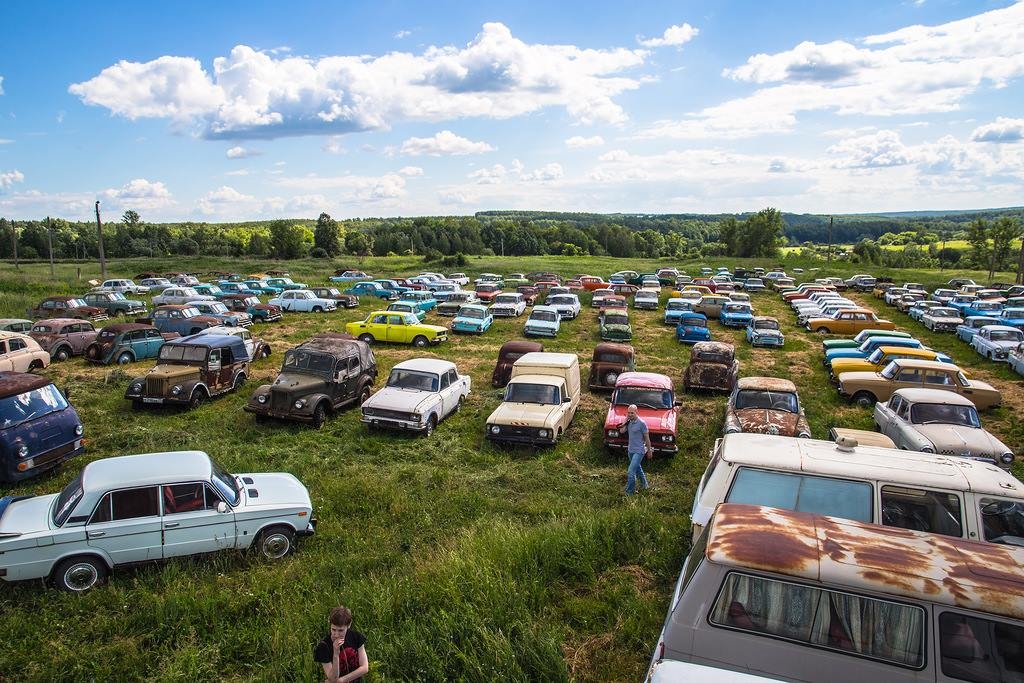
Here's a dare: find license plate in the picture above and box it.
[143,397,163,403]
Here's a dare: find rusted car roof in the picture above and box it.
[100,323,154,334]
[614,371,672,389]
[0,371,52,400]
[692,341,734,358]
[30,317,90,328]
[750,316,778,324]
[498,340,544,357]
[296,336,374,368]
[736,377,796,393]
[707,503,1024,621]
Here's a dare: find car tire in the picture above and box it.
[260,346,271,359]
[53,556,108,593]
[358,333,374,344]
[311,402,328,429]
[232,374,246,392]
[852,391,876,408]
[132,400,143,411]
[188,388,207,411]
[413,335,429,348]
[358,385,371,406]
[453,395,464,413]
[116,351,133,365]
[253,525,295,560]
[28,359,44,371]
[53,347,71,362]
[424,415,437,437]
[816,327,831,334]
[312,306,323,313]
[85,344,100,360]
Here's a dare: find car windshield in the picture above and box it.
[990,330,1023,342]
[667,302,686,311]
[478,285,499,292]
[242,297,260,306]
[495,295,519,305]
[460,307,486,319]
[723,304,748,313]
[159,345,208,363]
[505,382,560,405]
[210,457,240,506]
[735,389,799,413]
[880,362,899,379]
[867,349,884,364]
[604,314,628,326]
[613,387,673,409]
[695,351,732,364]
[684,318,707,328]
[206,303,229,314]
[754,320,779,331]
[387,369,439,391]
[910,403,981,427]
[31,324,55,333]
[52,468,85,526]
[531,310,558,322]
[69,299,87,307]
[549,296,572,305]
[976,302,1001,310]
[110,292,127,300]
[1004,309,1024,318]
[931,308,958,317]
[282,349,335,376]
[595,352,627,364]
[0,383,68,429]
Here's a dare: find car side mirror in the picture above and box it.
[216,502,228,513]
[673,401,682,408]
[563,395,572,403]
[496,390,505,399]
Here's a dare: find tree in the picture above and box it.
[989,216,1022,281]
[122,210,141,228]
[268,220,307,259]
[739,208,785,258]
[345,231,372,257]
[966,218,991,270]
[313,212,342,257]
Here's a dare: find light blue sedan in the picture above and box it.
[451,304,492,334]
[523,305,561,337]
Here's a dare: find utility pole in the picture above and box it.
[95,201,108,280]
[827,215,833,266]
[47,216,55,278]
[9,219,19,270]
[1016,236,1024,285]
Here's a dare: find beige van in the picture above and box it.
[691,433,1024,547]
[651,503,1024,682]
[485,352,580,446]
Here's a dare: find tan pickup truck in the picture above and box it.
[485,352,580,446]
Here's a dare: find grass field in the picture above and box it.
[0,255,1021,682]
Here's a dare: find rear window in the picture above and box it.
[726,468,872,523]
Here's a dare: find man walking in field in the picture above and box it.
[624,403,652,495]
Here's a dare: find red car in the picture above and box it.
[475,283,503,302]
[692,278,717,293]
[602,372,679,455]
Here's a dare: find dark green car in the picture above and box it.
[599,310,633,342]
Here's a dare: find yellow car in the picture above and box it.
[345,311,448,347]
[828,346,961,382]
[670,285,713,298]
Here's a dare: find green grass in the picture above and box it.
[0,256,1021,682]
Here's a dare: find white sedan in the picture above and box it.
[152,287,215,306]
[361,358,471,436]
[0,450,316,592]
[268,290,337,313]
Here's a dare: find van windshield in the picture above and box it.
[505,383,560,405]
[726,468,872,523]
[0,384,69,429]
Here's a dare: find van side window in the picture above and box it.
[979,499,1024,544]
[726,469,872,523]
[939,612,1024,682]
[710,573,925,668]
[880,486,963,537]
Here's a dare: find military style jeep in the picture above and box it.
[125,335,250,409]
[244,336,377,428]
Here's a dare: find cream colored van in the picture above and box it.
[691,433,1024,547]
[651,503,1024,682]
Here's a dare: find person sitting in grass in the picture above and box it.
[314,605,369,683]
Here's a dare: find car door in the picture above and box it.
[160,483,236,557]
[0,340,10,371]
[386,314,407,342]
[86,486,164,563]
[6,336,31,371]
[206,348,228,392]
[437,370,454,417]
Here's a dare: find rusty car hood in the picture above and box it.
[271,372,326,394]
[733,408,800,436]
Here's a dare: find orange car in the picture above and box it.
[580,276,610,291]
[805,308,896,335]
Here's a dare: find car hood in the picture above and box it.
[605,405,676,432]
[985,340,1020,350]
[750,328,783,337]
[0,494,57,536]
[454,316,487,325]
[488,402,563,425]
[271,372,326,394]
[363,387,436,412]
[734,409,800,436]
[148,364,201,380]
[926,315,963,324]
[239,473,311,509]
[913,425,1007,454]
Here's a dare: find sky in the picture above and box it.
[1,0,1023,223]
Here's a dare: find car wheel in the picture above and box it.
[413,335,429,348]
[816,327,831,334]
[86,344,100,360]
[311,402,328,429]
[53,347,71,362]
[358,333,374,344]
[28,359,44,371]
[358,385,371,406]
[453,395,464,413]
[232,374,246,392]
[312,306,323,313]
[188,389,207,411]
[424,415,437,437]
[260,345,271,358]
[116,351,133,365]
[253,526,295,560]
[53,556,107,593]
[852,391,876,408]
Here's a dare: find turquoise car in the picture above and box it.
[452,304,492,334]
[664,298,694,325]
[523,305,561,337]
[193,283,226,298]
[676,312,711,344]
[387,300,427,322]
[720,302,754,328]
[404,290,438,312]
[244,279,283,295]
[266,277,308,291]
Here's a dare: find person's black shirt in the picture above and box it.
[314,630,366,682]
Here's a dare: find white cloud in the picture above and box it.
[225,169,250,176]
[0,76,4,95]
[438,191,474,205]
[400,130,495,156]
[639,3,1024,140]
[520,162,564,182]
[322,136,347,154]
[399,166,423,176]
[469,164,507,184]
[197,186,256,214]
[971,117,1024,143]
[101,178,174,210]
[226,145,260,158]
[1,170,24,189]
[395,29,412,39]
[276,172,408,201]
[69,23,648,139]
[638,23,699,49]
[827,130,912,168]
[565,135,604,148]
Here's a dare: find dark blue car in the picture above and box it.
[0,372,84,482]
[676,312,712,344]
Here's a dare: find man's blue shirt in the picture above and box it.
[626,416,648,453]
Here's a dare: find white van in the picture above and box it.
[651,503,1024,682]
[691,433,1024,547]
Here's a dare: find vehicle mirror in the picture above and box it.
[673,401,682,408]
[563,395,572,403]
[216,501,229,514]
[496,390,505,399]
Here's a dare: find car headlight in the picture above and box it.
[1001,452,1015,465]
[17,445,29,458]
[412,412,422,422]
[129,382,142,393]
[257,394,267,404]
[538,429,549,438]
[490,425,500,434]
[662,434,674,442]
[75,424,84,436]
[294,399,306,409]
[607,429,620,438]
[725,426,742,434]
[171,385,183,395]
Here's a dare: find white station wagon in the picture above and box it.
[0,450,316,592]
[268,290,337,313]
[361,358,471,436]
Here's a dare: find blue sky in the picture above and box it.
[1,0,1022,222]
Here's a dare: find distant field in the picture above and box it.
[0,255,1021,681]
